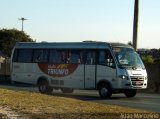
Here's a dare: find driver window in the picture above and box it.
[98,50,115,67]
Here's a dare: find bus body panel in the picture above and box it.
[96,65,116,88]
[53,64,85,89]
[12,63,43,84]
[84,65,96,89]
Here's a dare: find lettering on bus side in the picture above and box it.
[38,63,78,77]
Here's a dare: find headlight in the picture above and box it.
[118,75,129,80]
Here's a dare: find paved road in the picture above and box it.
[0,84,160,112]
[65,90,160,113]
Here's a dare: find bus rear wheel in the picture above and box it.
[124,89,137,97]
[61,88,74,93]
[38,79,53,94]
[98,83,112,99]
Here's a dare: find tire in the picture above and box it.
[98,83,112,99]
[38,79,53,94]
[61,88,74,93]
[124,89,137,97]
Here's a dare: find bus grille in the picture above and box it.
[130,76,144,87]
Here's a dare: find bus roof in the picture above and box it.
[14,41,133,49]
[109,42,133,48]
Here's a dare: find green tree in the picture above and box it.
[0,28,33,57]
[141,55,154,64]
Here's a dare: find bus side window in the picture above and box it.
[106,50,115,67]
[98,50,115,67]
[33,49,48,63]
[13,49,18,62]
[17,49,33,63]
[49,50,61,63]
[98,50,106,65]
[68,50,83,64]
[85,51,96,65]
[61,51,67,63]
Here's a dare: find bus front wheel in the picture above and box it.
[98,83,112,99]
[124,89,137,97]
[38,79,53,94]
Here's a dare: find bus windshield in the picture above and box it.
[113,47,145,69]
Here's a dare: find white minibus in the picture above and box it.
[11,41,148,98]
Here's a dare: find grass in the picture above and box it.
[0,88,149,119]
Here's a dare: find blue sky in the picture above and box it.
[0,0,160,49]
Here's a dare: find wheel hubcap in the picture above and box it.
[101,87,108,97]
[40,85,46,92]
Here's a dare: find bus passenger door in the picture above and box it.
[85,51,96,89]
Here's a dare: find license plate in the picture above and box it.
[136,82,142,85]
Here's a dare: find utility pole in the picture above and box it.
[19,17,27,32]
[133,0,139,51]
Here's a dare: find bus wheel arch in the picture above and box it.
[97,80,112,99]
[37,77,53,94]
